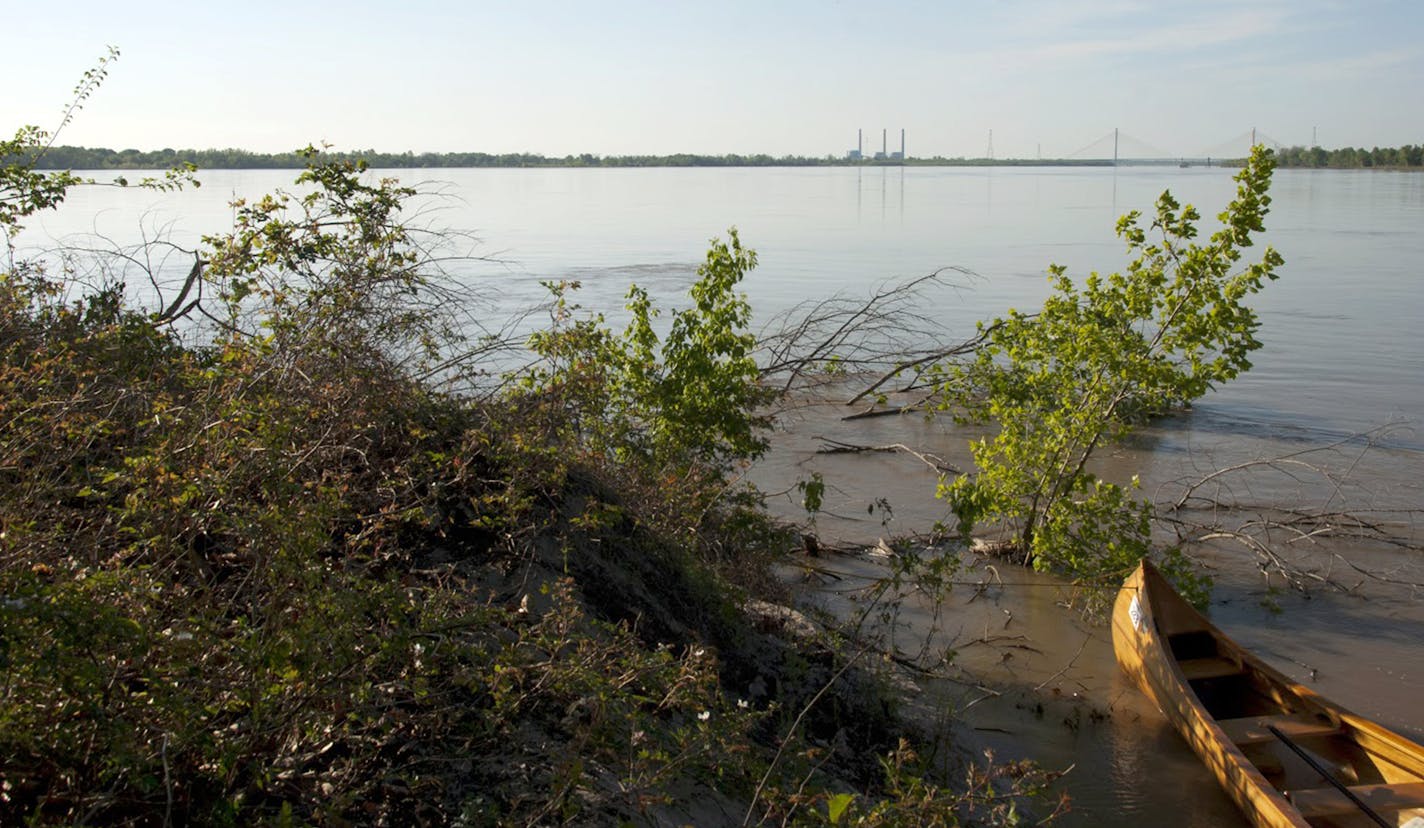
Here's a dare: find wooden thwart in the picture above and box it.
[1289,781,1424,818]
[1113,561,1424,828]
[1217,715,1343,746]
[1177,656,1243,681]
[1267,724,1393,828]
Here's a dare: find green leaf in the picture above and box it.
[826,792,855,824]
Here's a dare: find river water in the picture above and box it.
[21,164,1424,825]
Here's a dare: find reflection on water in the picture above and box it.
[28,164,1423,447]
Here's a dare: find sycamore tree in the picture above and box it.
[936,146,1283,587]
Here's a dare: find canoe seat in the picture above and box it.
[1178,656,1243,681]
[1217,715,1343,746]
[1288,781,1424,818]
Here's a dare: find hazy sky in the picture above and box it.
[5,0,1421,159]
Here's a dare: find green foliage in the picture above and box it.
[465,579,771,822]
[202,146,461,378]
[798,472,826,518]
[3,76,1047,823]
[2,48,196,244]
[3,141,502,822]
[522,228,772,485]
[938,146,1283,584]
[758,740,1061,826]
[0,46,121,237]
[827,792,856,823]
[0,138,800,824]
[0,126,83,236]
[639,230,770,465]
[1156,547,1214,610]
[25,145,856,170]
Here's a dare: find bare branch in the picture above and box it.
[1156,423,1424,593]
[756,267,981,398]
[815,438,959,475]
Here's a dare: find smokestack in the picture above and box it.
[882,128,887,156]
[901,128,905,159]
[858,128,862,155]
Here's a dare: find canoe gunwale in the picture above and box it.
[1114,560,1424,827]
[1112,564,1309,827]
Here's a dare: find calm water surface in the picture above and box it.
[25,165,1424,826]
[36,165,1424,437]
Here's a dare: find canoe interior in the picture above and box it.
[1116,561,1424,828]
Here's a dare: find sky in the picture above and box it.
[4,0,1422,159]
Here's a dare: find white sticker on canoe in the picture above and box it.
[1129,595,1144,631]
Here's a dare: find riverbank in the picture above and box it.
[1,153,1070,825]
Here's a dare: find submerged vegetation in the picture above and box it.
[932,147,1282,599]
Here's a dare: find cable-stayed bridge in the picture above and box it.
[1064,129,1285,165]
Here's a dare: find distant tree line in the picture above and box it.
[1273,144,1424,169]
[17,143,1420,171]
[17,145,1122,170]
[17,145,848,170]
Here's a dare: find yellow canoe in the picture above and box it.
[1112,559,1424,828]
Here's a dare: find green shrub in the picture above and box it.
[937,146,1282,588]
[3,70,1049,822]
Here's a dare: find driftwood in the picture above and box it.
[841,395,934,421]
[815,438,959,475]
[1159,424,1424,593]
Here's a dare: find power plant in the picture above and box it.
[847,128,905,162]
[841,126,1278,164]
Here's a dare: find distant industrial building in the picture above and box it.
[848,128,906,161]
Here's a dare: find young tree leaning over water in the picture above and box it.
[933,146,1283,594]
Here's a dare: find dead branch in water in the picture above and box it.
[842,394,935,421]
[844,317,1010,407]
[1163,427,1404,513]
[815,438,959,475]
[756,268,980,397]
[1157,423,1424,593]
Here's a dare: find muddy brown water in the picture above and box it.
[751,395,1424,827]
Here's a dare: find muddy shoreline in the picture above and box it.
[750,392,1424,826]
